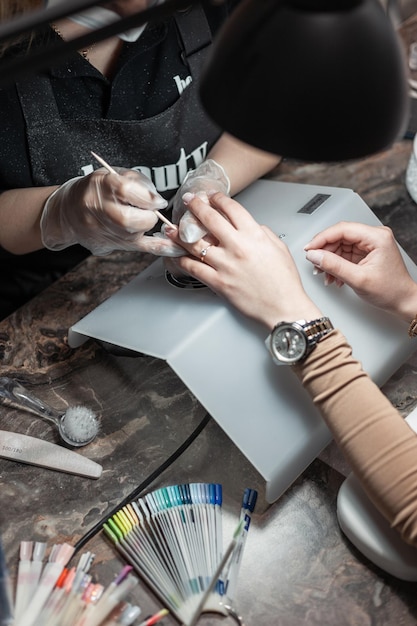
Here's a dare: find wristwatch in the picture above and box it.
[265,317,334,365]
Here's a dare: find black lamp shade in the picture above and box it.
[200,0,409,161]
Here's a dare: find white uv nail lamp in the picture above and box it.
[68,180,417,503]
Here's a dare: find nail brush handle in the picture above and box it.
[0,377,61,423]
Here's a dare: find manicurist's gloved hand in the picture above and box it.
[40,167,185,256]
[172,159,230,243]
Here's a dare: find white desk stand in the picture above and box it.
[69,181,417,502]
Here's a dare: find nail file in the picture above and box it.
[0,430,102,479]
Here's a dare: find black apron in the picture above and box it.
[2,4,221,319]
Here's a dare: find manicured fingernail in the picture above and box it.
[305,249,324,267]
[182,192,195,204]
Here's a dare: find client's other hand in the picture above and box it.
[305,222,417,322]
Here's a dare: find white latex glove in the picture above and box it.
[40,167,185,257]
[172,159,230,243]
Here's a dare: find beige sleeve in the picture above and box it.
[293,329,417,546]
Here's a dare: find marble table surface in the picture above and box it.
[3,16,417,626]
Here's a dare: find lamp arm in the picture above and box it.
[0,0,101,43]
[0,0,210,85]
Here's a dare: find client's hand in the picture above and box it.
[165,192,322,330]
[304,221,417,322]
[40,167,184,257]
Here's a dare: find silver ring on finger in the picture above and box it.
[200,244,213,263]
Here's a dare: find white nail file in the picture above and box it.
[0,430,102,479]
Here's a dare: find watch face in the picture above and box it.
[271,324,308,363]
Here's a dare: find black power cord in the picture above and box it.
[73,412,211,555]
